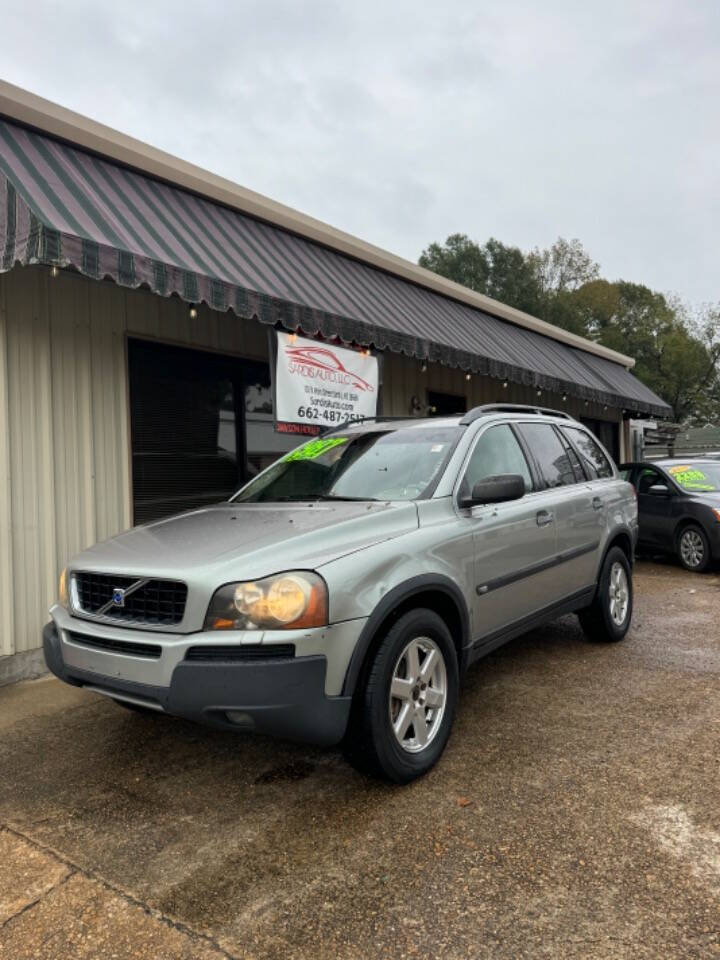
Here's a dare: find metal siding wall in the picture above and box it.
[3,268,57,654]
[0,275,15,655]
[1,266,270,659]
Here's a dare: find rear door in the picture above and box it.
[518,421,604,597]
[562,425,624,557]
[457,422,558,640]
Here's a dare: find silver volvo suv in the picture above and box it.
[44,405,638,782]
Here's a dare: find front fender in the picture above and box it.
[340,574,471,697]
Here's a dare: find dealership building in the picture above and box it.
[0,81,670,683]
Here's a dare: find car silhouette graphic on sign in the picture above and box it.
[284,345,375,392]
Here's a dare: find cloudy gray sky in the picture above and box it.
[2,0,717,304]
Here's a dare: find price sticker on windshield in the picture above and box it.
[283,437,349,462]
[668,465,716,491]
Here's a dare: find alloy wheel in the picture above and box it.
[680,530,705,569]
[608,562,629,626]
[389,636,447,753]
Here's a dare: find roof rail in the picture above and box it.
[459,404,575,425]
[322,415,416,434]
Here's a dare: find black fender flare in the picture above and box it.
[341,574,471,697]
[594,524,636,583]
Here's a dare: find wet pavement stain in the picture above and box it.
[254,759,317,784]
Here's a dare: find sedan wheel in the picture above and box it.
[678,526,710,572]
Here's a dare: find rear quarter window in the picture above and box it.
[562,426,614,479]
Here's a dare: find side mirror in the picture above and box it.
[459,474,526,508]
[648,483,671,497]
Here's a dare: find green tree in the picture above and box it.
[667,300,720,422]
[418,234,542,316]
[563,278,620,337]
[576,281,719,423]
[481,238,543,315]
[529,237,600,297]
[526,239,601,336]
[418,233,489,292]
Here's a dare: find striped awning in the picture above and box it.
[0,117,671,416]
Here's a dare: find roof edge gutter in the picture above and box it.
[0,78,634,370]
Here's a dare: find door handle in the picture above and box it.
[592,496,603,511]
[536,510,554,527]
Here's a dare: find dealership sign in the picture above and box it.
[274,332,378,435]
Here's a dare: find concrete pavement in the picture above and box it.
[0,561,718,958]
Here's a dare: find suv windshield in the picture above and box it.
[666,462,720,493]
[233,426,461,502]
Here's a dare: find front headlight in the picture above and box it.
[58,568,68,608]
[204,571,328,631]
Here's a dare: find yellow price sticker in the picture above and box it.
[670,467,715,491]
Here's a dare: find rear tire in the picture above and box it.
[578,546,633,643]
[344,609,459,783]
[677,524,710,573]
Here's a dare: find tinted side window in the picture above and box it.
[636,467,663,495]
[517,422,578,488]
[563,426,614,479]
[462,424,533,495]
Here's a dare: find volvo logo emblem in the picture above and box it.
[111,588,126,607]
[95,579,148,617]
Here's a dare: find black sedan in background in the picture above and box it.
[620,459,720,572]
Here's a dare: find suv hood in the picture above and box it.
[69,500,419,580]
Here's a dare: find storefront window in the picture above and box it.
[129,341,244,523]
[128,340,297,524]
[427,391,466,417]
[244,372,299,478]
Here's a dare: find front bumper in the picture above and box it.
[43,617,356,747]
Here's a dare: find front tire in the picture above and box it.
[578,546,633,643]
[344,609,459,783]
[677,524,710,573]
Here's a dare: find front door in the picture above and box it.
[457,423,558,640]
[634,465,674,547]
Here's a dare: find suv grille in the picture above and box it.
[73,572,187,626]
